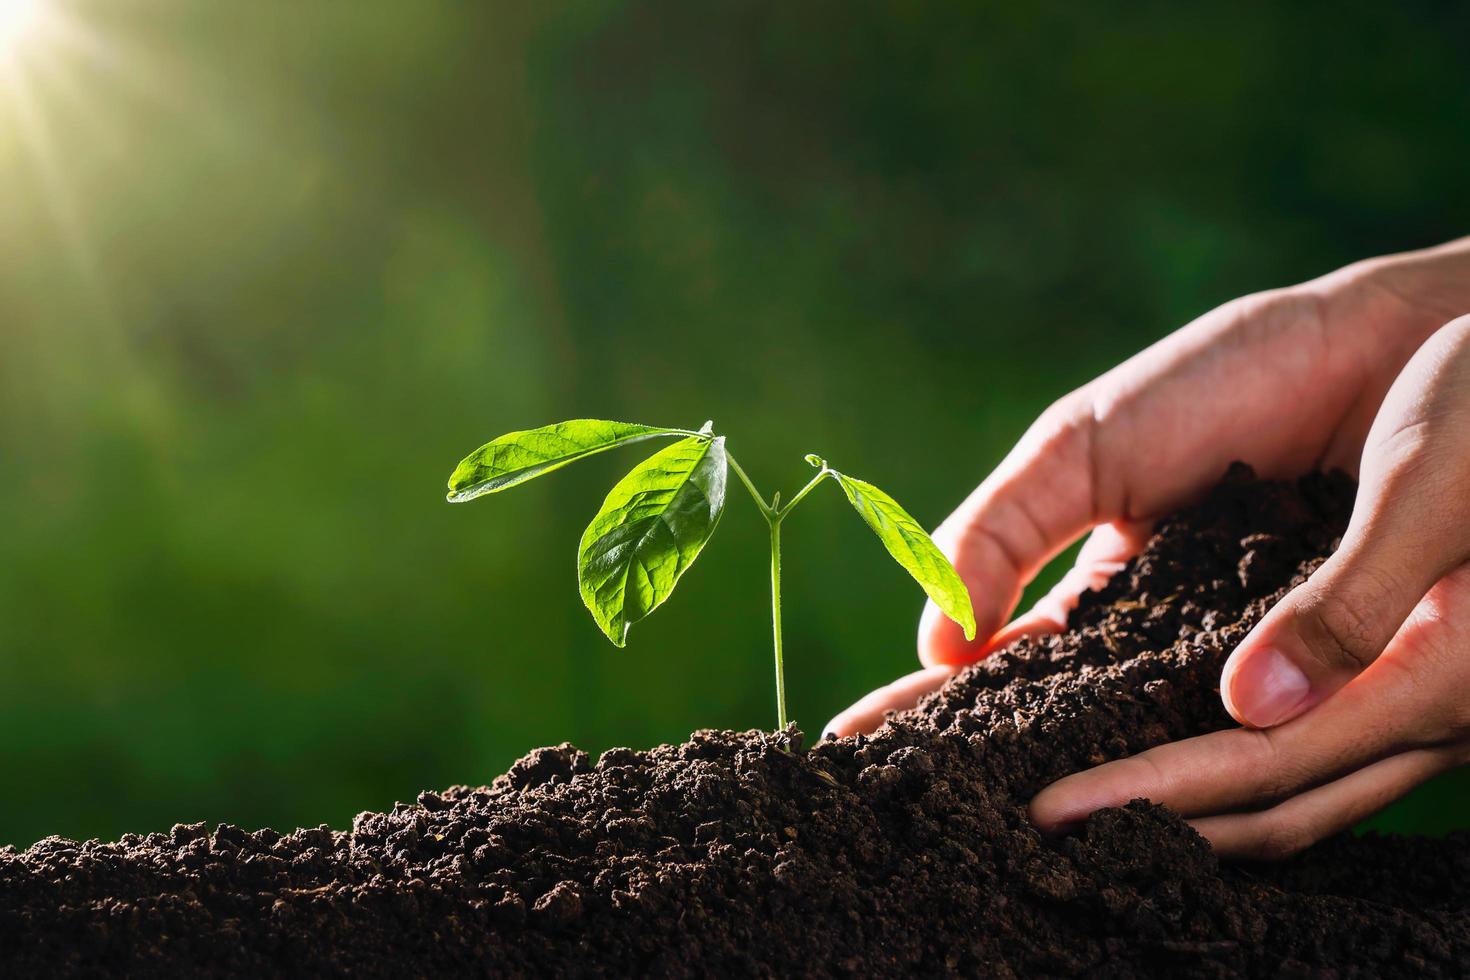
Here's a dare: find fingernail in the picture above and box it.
[1229,647,1312,727]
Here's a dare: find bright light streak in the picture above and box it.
[0,0,44,62]
[0,0,110,293]
[0,0,222,306]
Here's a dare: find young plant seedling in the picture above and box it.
[446,420,975,730]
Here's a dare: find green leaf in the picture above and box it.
[578,436,728,646]
[447,420,687,502]
[829,469,976,640]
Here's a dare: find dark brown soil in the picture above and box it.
[4,465,1469,978]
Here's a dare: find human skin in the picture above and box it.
[824,237,1470,859]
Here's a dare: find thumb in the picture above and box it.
[1222,317,1470,728]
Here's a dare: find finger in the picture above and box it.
[822,665,959,738]
[1032,562,1470,831]
[921,287,1358,668]
[990,521,1152,647]
[919,396,1101,666]
[831,525,1150,740]
[1030,718,1399,834]
[1189,747,1459,861]
[1031,641,1422,831]
[1222,316,1470,728]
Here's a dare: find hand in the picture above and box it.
[1032,317,1470,858]
[828,237,1470,732]
[825,238,1470,856]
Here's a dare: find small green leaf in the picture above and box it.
[447,420,687,502]
[829,469,976,640]
[578,436,728,646]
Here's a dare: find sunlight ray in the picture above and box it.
[0,0,45,63]
[6,63,97,284]
[21,38,126,159]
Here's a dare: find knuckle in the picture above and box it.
[1246,731,1297,802]
[1341,254,1395,286]
[1373,421,1436,476]
[1132,751,1175,798]
[1227,286,1327,341]
[1041,387,1092,424]
[1032,391,1095,456]
[1297,584,1387,673]
[1254,817,1313,861]
[1333,257,1410,311]
[1368,427,1464,519]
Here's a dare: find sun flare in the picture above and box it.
[0,0,44,61]
[0,0,139,283]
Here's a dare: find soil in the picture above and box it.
[4,464,1469,978]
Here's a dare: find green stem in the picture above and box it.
[725,451,831,733]
[727,454,775,517]
[769,516,787,731]
[775,467,829,519]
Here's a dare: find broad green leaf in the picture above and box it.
[447,420,686,502]
[829,469,976,640]
[578,436,728,646]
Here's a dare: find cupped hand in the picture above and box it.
[1033,316,1470,858]
[827,238,1470,734]
[825,238,1470,856]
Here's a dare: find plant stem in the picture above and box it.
[727,454,775,517]
[725,451,832,733]
[776,467,829,519]
[769,515,787,731]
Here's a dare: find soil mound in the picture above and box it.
[4,465,1468,977]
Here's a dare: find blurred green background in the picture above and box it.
[1,1,1467,847]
